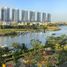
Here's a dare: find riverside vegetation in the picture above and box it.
[0,35,67,67]
[0,23,60,36]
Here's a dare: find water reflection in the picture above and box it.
[0,26,67,48]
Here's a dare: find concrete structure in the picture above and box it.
[47,13,51,22]
[12,9,20,22]
[21,10,26,22]
[16,9,19,22]
[0,7,51,23]
[37,12,41,22]
[12,9,16,21]
[5,8,10,22]
[1,8,10,22]
[42,13,46,22]
[25,11,28,22]
[1,8,5,21]
[29,11,35,22]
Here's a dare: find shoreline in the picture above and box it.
[0,27,60,36]
[47,26,61,31]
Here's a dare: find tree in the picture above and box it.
[12,42,20,49]
[31,39,42,49]
[64,45,67,51]
[54,44,63,51]
[21,43,28,51]
[0,47,7,65]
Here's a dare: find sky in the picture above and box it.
[0,0,67,22]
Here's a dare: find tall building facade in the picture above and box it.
[16,9,19,22]
[21,10,26,22]
[21,10,28,22]
[5,8,10,22]
[29,11,35,22]
[37,12,41,22]
[25,11,28,22]
[42,13,46,22]
[12,9,20,22]
[12,9,16,21]
[1,8,5,21]
[1,8,10,22]
[47,13,51,22]
[0,7,51,23]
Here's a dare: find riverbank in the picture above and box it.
[47,26,60,31]
[0,29,36,36]
[0,25,60,36]
[1,35,67,67]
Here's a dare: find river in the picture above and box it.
[0,26,67,48]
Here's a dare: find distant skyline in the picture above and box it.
[0,0,67,22]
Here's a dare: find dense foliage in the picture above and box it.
[0,35,67,67]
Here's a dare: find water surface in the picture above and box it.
[0,26,67,48]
